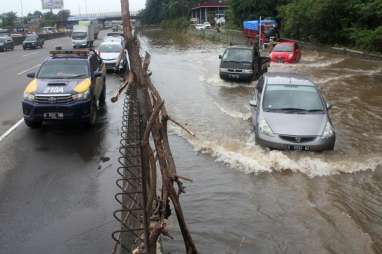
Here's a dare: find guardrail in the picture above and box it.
[11,32,69,46]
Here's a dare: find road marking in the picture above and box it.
[17,64,40,76]
[22,52,40,57]
[0,119,24,143]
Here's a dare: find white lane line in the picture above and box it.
[0,119,24,143]
[17,64,40,76]
[22,52,40,57]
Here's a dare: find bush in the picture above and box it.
[160,17,190,30]
[350,26,382,53]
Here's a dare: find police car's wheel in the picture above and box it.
[86,99,97,127]
[99,83,106,106]
[24,120,42,129]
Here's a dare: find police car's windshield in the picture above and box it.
[38,60,89,79]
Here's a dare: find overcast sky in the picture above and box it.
[0,0,146,16]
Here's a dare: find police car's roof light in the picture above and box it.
[49,49,89,58]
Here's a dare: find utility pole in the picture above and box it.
[20,0,24,17]
[259,16,262,50]
[84,0,88,14]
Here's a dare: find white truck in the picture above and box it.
[72,21,95,48]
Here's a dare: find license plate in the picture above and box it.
[277,59,283,63]
[43,112,64,120]
[288,145,310,151]
[229,74,240,79]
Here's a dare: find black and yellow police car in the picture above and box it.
[22,48,106,128]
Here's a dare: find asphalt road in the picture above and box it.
[0,31,125,254]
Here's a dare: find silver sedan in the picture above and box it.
[250,73,336,151]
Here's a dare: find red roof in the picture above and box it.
[192,2,226,10]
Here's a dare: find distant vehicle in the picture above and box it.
[0,37,14,52]
[97,41,128,72]
[22,49,107,128]
[41,27,57,34]
[243,19,278,44]
[194,22,211,31]
[190,18,198,24]
[23,35,44,50]
[219,45,270,81]
[112,20,123,32]
[250,73,335,151]
[106,32,124,38]
[0,29,10,37]
[104,33,124,45]
[78,21,100,39]
[270,41,301,64]
[203,21,211,29]
[72,22,95,48]
[194,24,206,31]
[104,21,113,29]
[215,17,226,26]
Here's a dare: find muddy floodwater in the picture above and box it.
[141,30,382,253]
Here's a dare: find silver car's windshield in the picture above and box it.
[263,84,324,112]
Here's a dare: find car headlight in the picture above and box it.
[242,69,253,74]
[72,90,90,101]
[259,119,274,137]
[23,92,35,101]
[322,122,334,138]
[220,68,229,72]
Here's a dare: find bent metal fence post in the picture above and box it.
[111,0,198,253]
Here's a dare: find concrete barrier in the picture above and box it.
[11,32,69,46]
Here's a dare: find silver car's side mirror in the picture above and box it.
[327,103,333,110]
[249,100,257,107]
[219,55,222,59]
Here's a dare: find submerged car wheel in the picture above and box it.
[24,119,42,129]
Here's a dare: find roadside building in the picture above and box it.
[191,1,226,24]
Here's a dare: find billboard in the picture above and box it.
[42,0,64,10]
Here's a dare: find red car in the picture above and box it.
[270,41,301,63]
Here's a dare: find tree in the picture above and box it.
[57,9,70,28]
[40,11,57,27]
[0,12,17,28]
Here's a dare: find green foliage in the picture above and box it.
[228,0,290,27]
[0,12,18,28]
[350,26,382,52]
[56,10,71,28]
[278,0,382,51]
[160,17,190,30]
[142,0,202,24]
[140,0,382,52]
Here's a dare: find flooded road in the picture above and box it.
[142,30,382,253]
